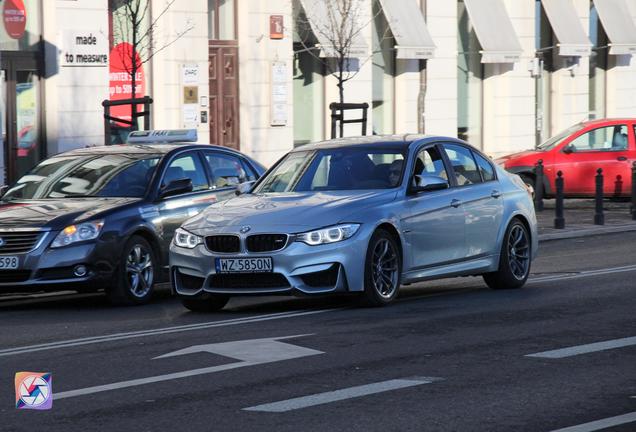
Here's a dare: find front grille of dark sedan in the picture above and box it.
[205,235,240,253]
[0,231,41,254]
[246,234,288,253]
[209,273,290,290]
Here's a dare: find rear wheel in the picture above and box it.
[360,229,401,306]
[483,220,531,290]
[181,294,230,312]
[107,235,156,305]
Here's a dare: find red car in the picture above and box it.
[497,118,636,197]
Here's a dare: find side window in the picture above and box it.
[413,146,448,181]
[240,159,258,181]
[474,153,496,182]
[442,144,482,186]
[162,153,208,192]
[569,125,628,151]
[204,152,248,188]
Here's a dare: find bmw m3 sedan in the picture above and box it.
[170,135,538,311]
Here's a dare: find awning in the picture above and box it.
[378,0,435,59]
[541,0,591,56]
[463,0,523,63]
[593,0,636,55]
[297,0,368,58]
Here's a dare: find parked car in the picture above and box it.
[170,135,538,312]
[0,130,266,304]
[497,118,636,197]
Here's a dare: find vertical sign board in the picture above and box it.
[182,65,200,128]
[270,15,283,39]
[271,61,287,126]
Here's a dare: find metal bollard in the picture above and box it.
[554,171,565,229]
[632,162,636,221]
[534,159,544,212]
[594,168,604,225]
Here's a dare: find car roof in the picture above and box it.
[290,134,440,151]
[53,143,247,158]
[580,118,636,127]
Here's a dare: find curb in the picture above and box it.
[538,224,636,242]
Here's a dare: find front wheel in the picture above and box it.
[107,235,156,305]
[483,220,531,290]
[360,229,401,306]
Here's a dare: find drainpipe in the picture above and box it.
[417,0,427,134]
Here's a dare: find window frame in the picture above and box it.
[563,124,630,153]
[158,150,211,197]
[439,142,490,188]
[201,149,249,190]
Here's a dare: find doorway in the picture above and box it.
[1,52,42,185]
[208,0,240,150]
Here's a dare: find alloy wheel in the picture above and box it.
[508,225,530,280]
[371,238,399,298]
[126,244,154,298]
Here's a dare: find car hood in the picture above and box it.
[0,198,141,229]
[183,190,398,233]
[495,149,544,166]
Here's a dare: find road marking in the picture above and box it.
[526,336,636,359]
[54,335,322,400]
[549,411,636,432]
[243,377,442,413]
[528,264,636,284]
[0,308,341,358]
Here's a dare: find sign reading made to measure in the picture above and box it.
[60,30,109,67]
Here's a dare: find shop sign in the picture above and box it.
[60,31,109,67]
[270,15,283,40]
[3,0,26,39]
[109,42,146,126]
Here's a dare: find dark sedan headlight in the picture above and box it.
[174,228,203,249]
[51,220,104,248]
[295,224,360,246]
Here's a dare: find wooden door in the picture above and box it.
[209,43,239,150]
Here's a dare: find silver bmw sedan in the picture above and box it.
[169,135,538,311]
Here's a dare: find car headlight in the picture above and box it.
[295,224,360,246]
[51,220,104,248]
[174,228,202,249]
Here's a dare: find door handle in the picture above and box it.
[491,190,502,199]
[617,156,628,161]
[450,199,462,208]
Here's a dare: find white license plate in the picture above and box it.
[215,257,273,273]
[0,256,19,270]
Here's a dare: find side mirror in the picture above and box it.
[160,178,193,199]
[409,175,449,193]
[562,144,575,154]
[0,185,8,199]
[235,180,256,196]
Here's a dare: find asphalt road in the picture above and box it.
[1,232,635,432]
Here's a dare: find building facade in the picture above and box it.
[2,0,636,185]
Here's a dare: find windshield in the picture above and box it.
[536,123,582,151]
[253,147,407,193]
[3,154,161,200]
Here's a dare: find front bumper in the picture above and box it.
[169,229,371,297]
[0,232,118,292]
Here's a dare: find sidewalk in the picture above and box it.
[537,199,636,241]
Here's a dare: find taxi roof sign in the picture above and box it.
[127,129,198,144]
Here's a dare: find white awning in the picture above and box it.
[541,0,592,56]
[378,0,435,59]
[463,0,523,63]
[593,0,636,55]
[297,0,368,58]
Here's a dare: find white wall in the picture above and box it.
[548,0,590,135]
[149,0,208,141]
[482,0,536,157]
[237,0,294,167]
[45,0,110,155]
[423,0,458,138]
